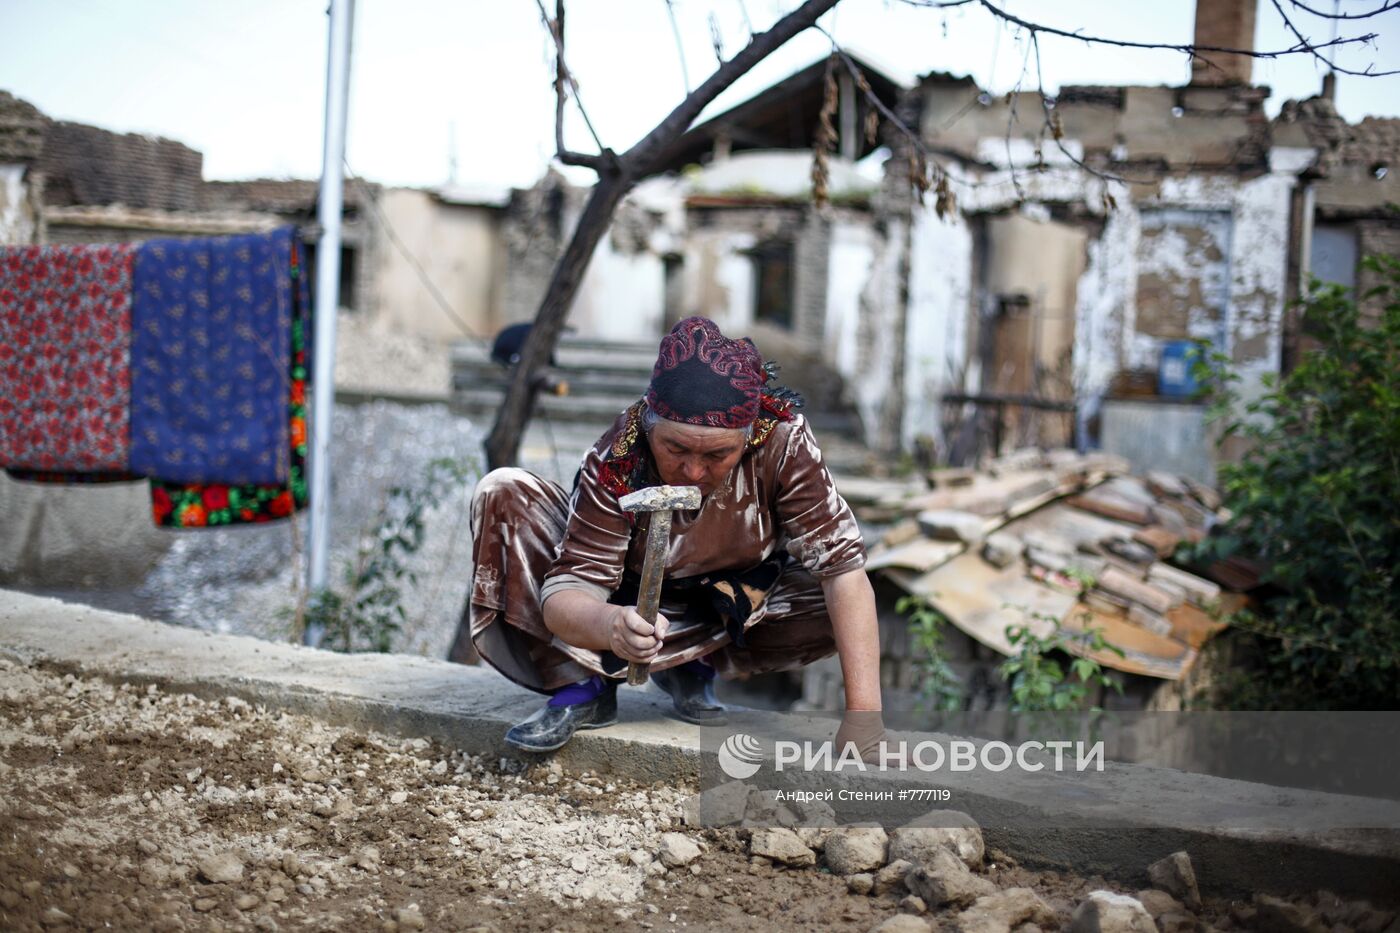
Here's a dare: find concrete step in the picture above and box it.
[450,388,638,425]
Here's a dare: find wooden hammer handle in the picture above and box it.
[626,510,672,686]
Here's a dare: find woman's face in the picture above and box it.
[647,418,748,496]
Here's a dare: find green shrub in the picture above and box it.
[302,457,477,653]
[1192,255,1400,709]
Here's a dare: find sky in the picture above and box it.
[2,0,1398,190]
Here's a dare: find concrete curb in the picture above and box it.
[0,589,701,783]
[2,588,1397,902]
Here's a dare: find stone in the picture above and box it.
[571,855,588,873]
[900,895,928,914]
[137,839,159,856]
[1147,852,1201,909]
[956,888,1057,933]
[982,532,1023,568]
[657,832,702,868]
[917,509,987,543]
[848,873,875,895]
[680,781,750,827]
[904,847,995,909]
[1137,889,1187,920]
[874,859,914,896]
[396,907,427,931]
[749,828,816,868]
[389,791,408,805]
[795,826,831,851]
[1068,891,1156,933]
[889,811,984,869]
[193,898,218,912]
[1157,912,1198,933]
[871,916,932,933]
[356,846,382,871]
[198,852,244,884]
[1254,895,1328,933]
[824,825,889,875]
[235,894,260,911]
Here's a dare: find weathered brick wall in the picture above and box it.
[1358,219,1400,324]
[37,121,204,212]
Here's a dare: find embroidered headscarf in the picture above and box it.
[645,316,766,429]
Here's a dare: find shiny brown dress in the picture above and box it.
[460,405,866,693]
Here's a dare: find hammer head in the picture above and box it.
[618,484,702,514]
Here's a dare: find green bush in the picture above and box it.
[1192,255,1400,709]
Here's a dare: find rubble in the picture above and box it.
[1147,851,1202,909]
[903,847,996,908]
[888,811,985,870]
[845,448,1243,686]
[824,826,890,875]
[1068,891,1157,932]
[749,828,816,867]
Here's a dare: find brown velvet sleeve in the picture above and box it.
[543,437,634,594]
[773,418,867,578]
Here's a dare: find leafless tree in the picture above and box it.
[484,0,1393,470]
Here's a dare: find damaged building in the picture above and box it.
[5,0,1398,467]
[485,0,1397,482]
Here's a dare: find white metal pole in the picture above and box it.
[305,0,355,646]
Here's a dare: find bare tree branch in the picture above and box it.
[735,0,754,35]
[1270,0,1400,76]
[533,0,607,157]
[976,0,1380,60]
[663,0,693,94]
[486,0,844,469]
[1286,0,1400,19]
[709,12,726,66]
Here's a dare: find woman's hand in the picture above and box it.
[607,605,670,662]
[835,709,897,765]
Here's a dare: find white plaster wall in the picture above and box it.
[690,150,877,200]
[853,218,905,448]
[682,228,756,335]
[571,239,666,342]
[825,220,875,383]
[904,206,975,448]
[1073,200,1139,401]
[370,188,499,343]
[0,165,37,244]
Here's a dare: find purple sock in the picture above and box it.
[547,675,607,707]
[677,657,716,680]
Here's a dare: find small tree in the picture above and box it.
[1193,255,1400,709]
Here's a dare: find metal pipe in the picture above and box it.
[305,0,356,647]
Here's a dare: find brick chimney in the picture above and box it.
[1190,0,1258,86]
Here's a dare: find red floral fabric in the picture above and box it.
[0,244,135,472]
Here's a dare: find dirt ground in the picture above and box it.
[1,658,1392,933]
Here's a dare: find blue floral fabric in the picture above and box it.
[130,227,294,485]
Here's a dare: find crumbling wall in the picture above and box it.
[0,164,39,243]
[368,188,500,343]
[904,205,975,452]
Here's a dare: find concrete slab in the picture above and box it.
[2,588,1398,902]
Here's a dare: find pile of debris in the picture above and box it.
[835,450,1245,684]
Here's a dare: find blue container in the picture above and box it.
[1158,340,1200,398]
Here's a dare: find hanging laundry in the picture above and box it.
[129,227,295,485]
[5,469,141,484]
[150,241,311,528]
[0,244,136,472]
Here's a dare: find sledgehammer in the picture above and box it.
[617,484,702,686]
